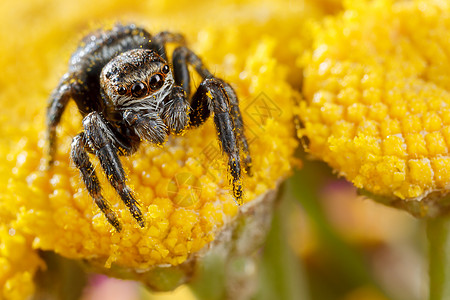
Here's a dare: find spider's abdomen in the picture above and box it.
[69,24,152,75]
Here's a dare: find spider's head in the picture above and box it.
[100,49,174,111]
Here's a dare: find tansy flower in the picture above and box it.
[0,0,337,298]
[299,0,450,217]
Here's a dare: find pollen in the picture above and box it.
[299,0,450,202]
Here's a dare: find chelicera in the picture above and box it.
[47,24,252,231]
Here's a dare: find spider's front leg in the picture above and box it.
[74,112,145,231]
[171,47,252,174]
[190,78,247,203]
[71,132,122,231]
[151,31,186,61]
[216,80,252,176]
[170,46,252,203]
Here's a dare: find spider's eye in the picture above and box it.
[162,65,170,74]
[131,82,147,98]
[149,74,164,91]
[117,86,127,95]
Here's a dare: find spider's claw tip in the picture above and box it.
[232,181,244,205]
[104,210,122,232]
[138,219,146,228]
[131,210,146,228]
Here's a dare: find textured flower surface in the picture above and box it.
[299,0,450,215]
[0,226,43,299]
[0,0,337,298]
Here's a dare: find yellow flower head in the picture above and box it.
[299,0,450,215]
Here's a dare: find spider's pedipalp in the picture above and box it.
[161,86,190,134]
[124,110,168,144]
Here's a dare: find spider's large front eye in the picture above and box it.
[131,82,147,98]
[117,86,127,95]
[149,74,164,91]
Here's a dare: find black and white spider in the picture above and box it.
[47,24,252,232]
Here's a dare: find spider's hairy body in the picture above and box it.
[47,24,252,231]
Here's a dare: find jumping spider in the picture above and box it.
[47,24,252,232]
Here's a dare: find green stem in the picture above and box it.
[255,185,310,300]
[189,252,227,300]
[32,251,87,300]
[427,217,450,300]
[289,159,391,298]
[290,165,378,288]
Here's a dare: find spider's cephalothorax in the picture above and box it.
[47,24,252,231]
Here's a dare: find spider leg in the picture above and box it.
[82,112,145,229]
[171,46,253,175]
[168,46,253,201]
[71,132,122,231]
[172,46,212,96]
[191,78,244,203]
[151,31,186,61]
[47,72,76,165]
[217,80,252,176]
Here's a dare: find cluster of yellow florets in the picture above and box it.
[299,0,450,202]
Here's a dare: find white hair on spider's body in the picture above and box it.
[99,49,189,141]
[117,72,175,113]
[100,48,173,112]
